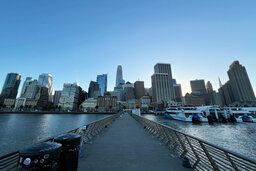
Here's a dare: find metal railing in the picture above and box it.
[131,113,256,171]
[0,113,120,171]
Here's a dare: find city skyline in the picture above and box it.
[0,60,255,97]
[0,1,256,95]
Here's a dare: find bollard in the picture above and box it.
[18,142,62,171]
[54,133,81,171]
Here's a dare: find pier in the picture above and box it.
[78,113,187,171]
[1,112,256,170]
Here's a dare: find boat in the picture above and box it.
[228,107,256,123]
[164,106,208,122]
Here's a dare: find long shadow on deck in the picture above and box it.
[78,113,190,171]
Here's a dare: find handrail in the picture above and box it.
[131,113,256,171]
[0,113,120,170]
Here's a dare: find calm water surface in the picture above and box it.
[0,113,108,156]
[143,114,256,160]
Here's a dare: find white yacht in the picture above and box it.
[164,106,208,122]
[228,107,256,123]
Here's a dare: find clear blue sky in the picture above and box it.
[0,0,255,95]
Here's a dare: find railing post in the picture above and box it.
[185,136,200,169]
[174,132,188,158]
[199,142,219,171]
[225,152,239,171]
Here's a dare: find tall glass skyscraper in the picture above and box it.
[97,74,107,96]
[116,65,125,87]
[1,73,22,99]
[20,77,33,96]
[38,73,54,101]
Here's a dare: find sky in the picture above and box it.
[0,0,255,96]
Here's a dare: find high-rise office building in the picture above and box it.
[218,80,234,106]
[190,79,207,95]
[88,81,100,98]
[227,61,255,102]
[58,83,80,111]
[124,82,135,101]
[173,79,183,102]
[151,63,174,104]
[20,77,33,96]
[134,81,145,99]
[1,73,22,99]
[97,74,107,96]
[38,73,54,101]
[53,90,62,107]
[21,80,39,99]
[206,81,214,93]
[116,65,125,87]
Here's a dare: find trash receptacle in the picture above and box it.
[54,133,81,171]
[18,142,62,171]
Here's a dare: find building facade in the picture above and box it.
[134,81,145,99]
[97,74,107,96]
[227,61,255,102]
[1,73,22,99]
[116,65,125,87]
[58,83,80,111]
[97,92,117,111]
[53,90,62,107]
[88,81,100,98]
[151,63,174,106]
[190,79,207,95]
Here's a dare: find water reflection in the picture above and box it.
[143,114,256,160]
[0,113,108,156]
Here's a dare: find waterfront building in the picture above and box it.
[219,80,235,106]
[53,90,62,107]
[58,83,80,111]
[97,74,107,96]
[151,63,174,106]
[126,99,142,109]
[190,79,207,95]
[134,81,145,99]
[20,77,33,96]
[114,85,124,101]
[38,73,54,101]
[97,92,117,111]
[1,73,22,99]
[124,82,135,101]
[3,98,16,108]
[14,98,27,109]
[227,61,255,102]
[116,65,125,87]
[81,98,97,112]
[21,80,39,99]
[141,96,151,110]
[184,93,205,106]
[173,79,183,103]
[88,81,100,98]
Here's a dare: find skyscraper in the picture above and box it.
[1,73,22,99]
[58,83,80,111]
[206,81,214,93]
[227,61,255,102]
[190,79,207,95]
[173,79,183,102]
[134,81,145,99]
[116,65,125,87]
[38,73,54,100]
[20,77,33,96]
[97,74,107,96]
[88,81,100,98]
[123,82,135,101]
[151,63,174,105]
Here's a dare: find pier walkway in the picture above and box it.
[78,113,188,171]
